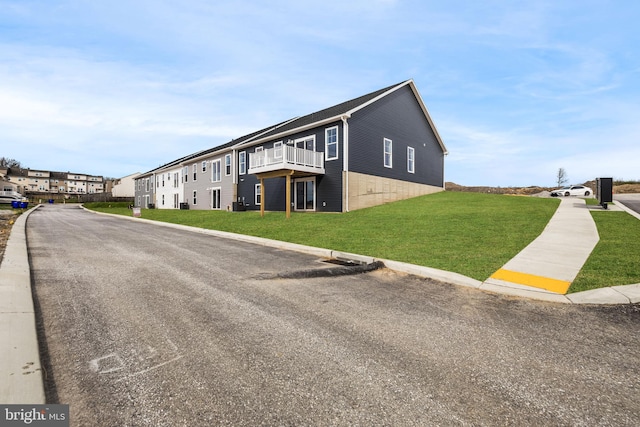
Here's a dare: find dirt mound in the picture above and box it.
[614,183,640,194]
[445,182,552,196]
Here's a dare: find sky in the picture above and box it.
[1,0,639,187]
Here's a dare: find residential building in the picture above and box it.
[135,80,448,214]
[111,173,141,198]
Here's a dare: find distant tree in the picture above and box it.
[0,157,22,169]
[556,168,568,187]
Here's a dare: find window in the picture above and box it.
[162,194,165,206]
[212,159,221,182]
[274,141,283,159]
[239,151,246,175]
[162,175,165,187]
[225,154,231,176]
[193,190,197,205]
[193,163,197,181]
[384,138,393,168]
[202,161,207,172]
[145,178,150,192]
[173,173,179,188]
[212,188,221,210]
[183,166,188,183]
[255,146,263,152]
[325,127,338,160]
[407,147,415,174]
[255,184,261,205]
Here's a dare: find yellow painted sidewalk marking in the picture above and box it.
[490,269,571,294]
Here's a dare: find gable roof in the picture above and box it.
[235,79,448,154]
[137,79,447,177]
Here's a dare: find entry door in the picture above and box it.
[294,177,315,211]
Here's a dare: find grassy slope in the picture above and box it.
[88,193,559,281]
[570,209,640,292]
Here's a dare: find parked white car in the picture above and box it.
[550,185,593,197]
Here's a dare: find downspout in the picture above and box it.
[341,115,350,212]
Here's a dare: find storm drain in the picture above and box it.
[259,260,385,280]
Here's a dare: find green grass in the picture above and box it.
[86,193,559,281]
[570,209,640,292]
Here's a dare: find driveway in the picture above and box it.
[615,193,640,215]
[28,204,640,425]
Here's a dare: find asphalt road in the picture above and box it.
[615,193,640,215]
[28,204,640,426]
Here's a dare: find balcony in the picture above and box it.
[249,146,325,176]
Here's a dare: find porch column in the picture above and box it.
[285,174,291,219]
[260,177,265,217]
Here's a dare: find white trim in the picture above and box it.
[294,135,315,151]
[239,151,247,175]
[211,159,221,182]
[294,177,316,212]
[384,138,393,168]
[211,187,221,210]
[342,116,349,212]
[325,126,339,161]
[255,183,261,206]
[224,153,232,176]
[407,146,415,174]
[274,141,283,159]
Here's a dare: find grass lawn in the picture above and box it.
[86,192,559,281]
[570,206,640,293]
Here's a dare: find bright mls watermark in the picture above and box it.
[0,405,68,426]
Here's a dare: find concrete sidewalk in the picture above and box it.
[481,198,640,303]
[0,206,45,404]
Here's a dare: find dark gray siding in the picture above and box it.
[236,122,344,212]
[348,85,444,187]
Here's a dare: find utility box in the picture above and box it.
[596,177,613,209]
[179,202,189,210]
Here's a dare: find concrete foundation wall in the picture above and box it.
[346,171,444,211]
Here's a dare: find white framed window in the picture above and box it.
[193,190,197,205]
[225,154,231,176]
[325,126,338,160]
[162,194,165,206]
[183,166,188,183]
[255,184,261,205]
[255,146,263,152]
[384,138,393,168]
[274,141,283,159]
[407,146,415,174]
[202,161,207,172]
[145,178,150,192]
[212,188,221,210]
[193,163,197,181]
[239,151,246,175]
[212,159,221,182]
[173,173,179,188]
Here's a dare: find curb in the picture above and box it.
[84,207,640,305]
[0,205,45,404]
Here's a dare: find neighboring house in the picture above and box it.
[111,172,141,198]
[0,169,23,203]
[5,169,105,196]
[135,79,447,214]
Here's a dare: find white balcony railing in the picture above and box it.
[249,146,325,175]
